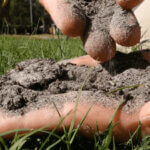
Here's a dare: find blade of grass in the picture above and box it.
[126,122,141,146]
[113,137,116,150]
[10,112,70,150]
[64,67,93,150]
[52,102,68,137]
[39,109,71,150]
[10,138,27,150]
[91,121,103,150]
[107,84,143,95]
[9,129,45,150]
[68,67,94,140]
[101,123,118,150]
[138,135,150,150]
[0,137,8,150]
[11,130,20,145]
[0,129,32,137]
[46,134,66,150]
[94,134,98,150]
[70,105,92,144]
[49,132,66,143]
[52,102,71,150]
[101,99,123,150]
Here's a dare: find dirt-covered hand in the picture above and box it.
[39,0,143,62]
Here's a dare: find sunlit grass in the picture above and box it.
[0,35,85,75]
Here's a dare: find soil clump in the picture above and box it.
[0,50,150,115]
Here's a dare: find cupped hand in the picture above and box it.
[39,0,143,62]
[0,52,149,142]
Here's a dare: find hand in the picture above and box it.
[0,50,150,142]
[39,0,143,62]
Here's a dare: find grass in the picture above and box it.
[0,35,85,75]
[0,35,150,149]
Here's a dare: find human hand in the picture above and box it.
[0,50,150,142]
[39,0,143,62]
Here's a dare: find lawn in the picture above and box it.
[0,35,150,150]
[0,35,85,75]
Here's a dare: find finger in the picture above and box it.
[0,108,61,138]
[110,9,141,47]
[140,101,150,136]
[64,102,141,142]
[0,100,139,142]
[39,0,86,37]
[56,55,100,67]
[82,31,116,62]
[69,55,100,67]
[116,0,144,9]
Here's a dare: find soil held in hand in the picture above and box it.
[70,0,116,31]
[0,51,150,115]
[69,0,138,36]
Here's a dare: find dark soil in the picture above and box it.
[3,133,130,150]
[0,50,150,115]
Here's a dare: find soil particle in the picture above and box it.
[0,51,150,115]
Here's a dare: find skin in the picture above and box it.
[0,53,150,141]
[116,0,144,9]
[109,11,141,47]
[39,0,86,37]
[39,0,142,62]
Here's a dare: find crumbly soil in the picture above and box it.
[69,0,137,35]
[0,50,150,115]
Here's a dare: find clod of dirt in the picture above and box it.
[0,50,150,115]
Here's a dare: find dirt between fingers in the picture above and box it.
[69,0,138,36]
[0,50,150,115]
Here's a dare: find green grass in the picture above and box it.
[0,35,85,75]
[0,35,150,150]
